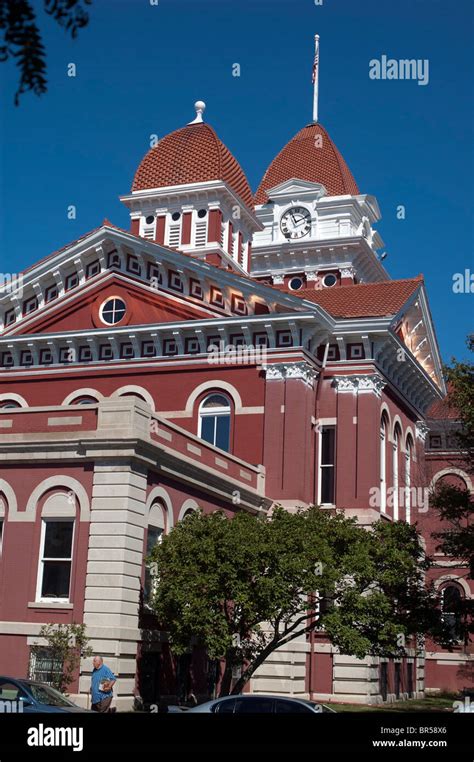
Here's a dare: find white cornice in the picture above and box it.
[120,179,262,231]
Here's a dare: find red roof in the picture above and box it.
[132,123,253,208]
[427,384,459,420]
[255,123,359,205]
[275,277,423,318]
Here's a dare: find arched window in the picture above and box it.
[0,400,21,409]
[70,396,97,405]
[405,435,414,523]
[393,425,402,520]
[441,584,464,642]
[143,501,166,606]
[198,394,231,451]
[380,413,389,513]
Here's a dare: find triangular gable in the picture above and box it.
[1,225,312,338]
[6,272,218,336]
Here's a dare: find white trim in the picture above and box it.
[429,468,474,494]
[0,480,18,519]
[433,576,471,597]
[145,487,174,532]
[21,477,90,523]
[62,389,104,405]
[178,498,200,522]
[0,393,28,408]
[112,386,155,411]
[184,381,242,415]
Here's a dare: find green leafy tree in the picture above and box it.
[0,0,92,106]
[32,622,93,693]
[149,507,448,696]
[431,339,474,578]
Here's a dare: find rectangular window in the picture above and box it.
[429,434,442,449]
[37,520,74,601]
[29,648,63,686]
[0,519,3,557]
[319,426,336,504]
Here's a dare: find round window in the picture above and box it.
[145,215,155,225]
[171,212,181,221]
[323,273,337,288]
[197,209,207,218]
[289,277,304,291]
[100,297,126,325]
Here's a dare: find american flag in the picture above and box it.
[312,37,319,84]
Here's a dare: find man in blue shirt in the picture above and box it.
[90,656,116,712]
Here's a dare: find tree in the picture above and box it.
[430,339,474,578]
[149,507,448,696]
[0,0,92,106]
[31,622,92,693]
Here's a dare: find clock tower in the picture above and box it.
[251,37,388,291]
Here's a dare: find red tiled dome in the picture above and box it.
[132,123,253,208]
[255,123,359,204]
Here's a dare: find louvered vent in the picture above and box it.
[195,220,207,247]
[168,224,181,248]
[143,225,155,240]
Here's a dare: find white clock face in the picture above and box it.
[280,206,311,239]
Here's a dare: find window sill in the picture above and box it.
[28,601,73,609]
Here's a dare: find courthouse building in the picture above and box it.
[0,48,472,708]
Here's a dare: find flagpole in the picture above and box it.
[312,34,320,123]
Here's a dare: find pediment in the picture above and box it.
[266,178,328,200]
[7,272,216,336]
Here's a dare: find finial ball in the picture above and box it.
[195,100,206,112]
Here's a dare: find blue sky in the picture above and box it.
[0,0,472,361]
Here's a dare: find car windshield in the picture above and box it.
[26,683,75,707]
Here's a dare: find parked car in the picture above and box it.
[185,694,336,714]
[0,676,92,713]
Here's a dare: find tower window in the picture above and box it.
[146,215,155,225]
[171,212,181,222]
[197,209,207,218]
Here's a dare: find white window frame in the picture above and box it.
[198,395,231,450]
[0,518,4,557]
[36,518,75,603]
[380,417,388,513]
[318,425,336,506]
[393,428,400,520]
[405,437,413,523]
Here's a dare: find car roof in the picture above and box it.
[0,676,52,688]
